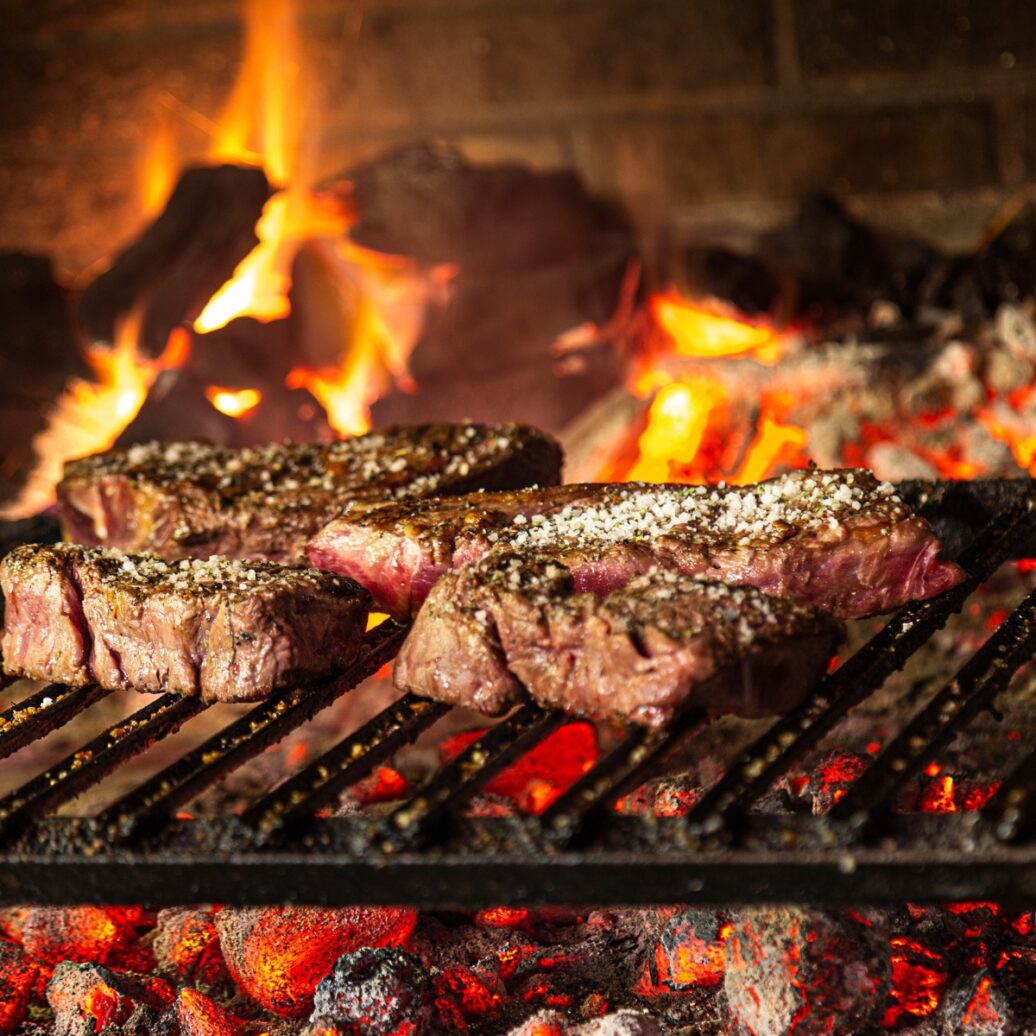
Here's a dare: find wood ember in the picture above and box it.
[152,907,228,989]
[0,253,82,511]
[323,144,637,434]
[77,164,271,357]
[723,907,890,1036]
[0,937,42,1034]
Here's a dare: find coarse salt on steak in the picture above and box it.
[57,422,562,564]
[0,543,370,703]
[394,555,842,727]
[309,469,964,620]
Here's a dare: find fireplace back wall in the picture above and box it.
[3,0,1036,276]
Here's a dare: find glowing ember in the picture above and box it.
[440,723,598,814]
[651,293,787,365]
[1,318,188,519]
[204,385,263,418]
[174,987,236,1036]
[883,936,948,1026]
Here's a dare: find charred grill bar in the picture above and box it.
[0,479,1033,907]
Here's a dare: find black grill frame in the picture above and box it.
[0,478,1034,907]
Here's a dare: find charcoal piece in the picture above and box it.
[0,253,82,512]
[310,947,435,1035]
[644,909,729,991]
[169,988,236,1036]
[325,144,637,434]
[724,907,890,1036]
[47,962,166,1035]
[152,908,228,987]
[214,905,417,1018]
[77,164,271,357]
[938,972,1011,1035]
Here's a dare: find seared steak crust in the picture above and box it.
[395,556,842,727]
[311,469,965,620]
[57,422,562,564]
[0,544,370,703]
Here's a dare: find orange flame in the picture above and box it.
[194,0,348,332]
[1,320,189,519]
[205,385,262,419]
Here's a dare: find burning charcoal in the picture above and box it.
[780,750,868,815]
[47,962,169,1036]
[170,988,236,1036]
[635,909,730,993]
[308,947,434,1035]
[21,905,145,966]
[214,905,417,1018]
[884,934,950,1028]
[724,907,889,1035]
[0,937,42,1034]
[939,972,1011,1035]
[614,775,702,818]
[153,908,228,988]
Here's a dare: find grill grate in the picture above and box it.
[0,479,1034,907]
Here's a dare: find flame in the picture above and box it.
[732,414,809,485]
[651,293,787,364]
[141,101,176,217]
[194,0,348,332]
[1,319,189,519]
[205,385,262,418]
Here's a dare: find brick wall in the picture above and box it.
[2,0,1034,273]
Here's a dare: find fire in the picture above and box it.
[1,317,189,519]
[650,293,787,364]
[205,385,262,418]
[619,294,805,485]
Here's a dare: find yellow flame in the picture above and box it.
[1,320,189,519]
[205,386,263,418]
[651,294,787,364]
[141,103,176,217]
[627,379,726,483]
[732,415,809,485]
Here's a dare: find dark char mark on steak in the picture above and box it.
[57,422,562,564]
[309,468,965,620]
[394,554,843,727]
[0,543,370,703]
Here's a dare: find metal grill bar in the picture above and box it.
[243,692,448,840]
[680,499,1033,845]
[98,620,407,841]
[0,693,203,840]
[541,708,707,847]
[829,585,1036,839]
[0,683,110,760]
[380,703,564,851]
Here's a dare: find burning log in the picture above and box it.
[324,144,637,435]
[214,905,417,1018]
[308,947,435,1035]
[77,164,272,357]
[0,253,82,511]
[723,907,890,1036]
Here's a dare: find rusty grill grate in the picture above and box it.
[0,479,1034,908]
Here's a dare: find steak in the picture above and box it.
[309,469,965,620]
[0,543,370,703]
[57,422,562,564]
[394,555,842,726]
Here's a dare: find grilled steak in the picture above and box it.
[395,555,842,726]
[57,422,562,564]
[0,543,370,703]
[310,469,964,620]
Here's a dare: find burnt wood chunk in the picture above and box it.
[58,422,562,564]
[0,543,370,703]
[395,558,841,726]
[77,164,272,356]
[310,469,965,620]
